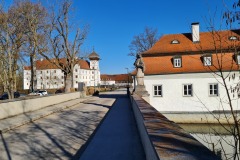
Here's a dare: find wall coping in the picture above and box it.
[0,92,85,120]
[131,94,220,160]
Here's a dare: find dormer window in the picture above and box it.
[235,52,240,64]
[229,36,238,41]
[173,57,182,67]
[171,40,180,44]
[203,56,212,66]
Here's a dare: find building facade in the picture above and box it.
[138,23,240,112]
[100,74,133,88]
[24,51,101,90]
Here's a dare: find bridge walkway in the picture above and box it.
[78,92,146,160]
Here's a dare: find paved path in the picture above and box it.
[0,92,115,160]
[79,91,146,160]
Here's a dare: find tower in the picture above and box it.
[89,50,100,70]
[89,50,100,88]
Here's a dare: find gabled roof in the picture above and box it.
[24,58,90,70]
[142,53,239,75]
[143,29,240,55]
[133,29,240,75]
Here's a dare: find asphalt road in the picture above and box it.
[0,92,116,160]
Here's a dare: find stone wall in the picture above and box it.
[130,94,220,160]
[0,92,85,120]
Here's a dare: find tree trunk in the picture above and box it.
[33,55,37,91]
[30,54,37,92]
[65,73,71,93]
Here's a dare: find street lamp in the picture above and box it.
[125,68,129,87]
[125,67,130,96]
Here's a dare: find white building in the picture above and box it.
[100,74,133,87]
[23,51,101,90]
[138,23,240,112]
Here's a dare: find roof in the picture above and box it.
[142,53,239,75]
[138,29,240,75]
[101,74,133,82]
[89,51,100,60]
[143,29,240,55]
[24,58,90,70]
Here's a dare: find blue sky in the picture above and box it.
[4,0,236,74]
[75,0,235,74]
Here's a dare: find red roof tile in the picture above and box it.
[143,30,240,55]
[101,74,133,82]
[142,53,239,75]
[139,29,240,75]
[24,58,90,70]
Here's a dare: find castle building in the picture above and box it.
[23,51,101,90]
[137,23,240,112]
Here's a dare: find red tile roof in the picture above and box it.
[101,74,133,82]
[139,29,240,75]
[143,30,240,55]
[24,58,90,70]
[142,53,239,75]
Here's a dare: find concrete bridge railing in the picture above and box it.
[0,92,85,120]
[130,94,220,160]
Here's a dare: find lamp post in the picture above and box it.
[125,67,130,96]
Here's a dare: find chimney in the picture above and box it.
[191,22,200,43]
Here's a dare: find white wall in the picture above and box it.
[24,64,101,89]
[144,72,240,112]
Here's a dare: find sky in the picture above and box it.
[4,0,236,74]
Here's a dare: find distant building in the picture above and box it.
[100,74,133,88]
[136,23,240,112]
[24,51,101,90]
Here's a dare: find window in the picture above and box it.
[204,56,212,66]
[237,55,240,64]
[229,36,238,41]
[171,39,180,44]
[54,70,56,73]
[209,84,218,96]
[54,76,56,79]
[76,81,78,84]
[47,76,49,79]
[75,69,77,72]
[183,84,192,96]
[47,71,49,73]
[153,85,162,96]
[40,71,42,74]
[61,76,64,79]
[75,75,78,78]
[174,58,182,67]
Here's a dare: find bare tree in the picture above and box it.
[128,27,160,57]
[0,4,25,99]
[223,0,240,26]
[10,0,48,92]
[41,0,88,93]
[191,18,240,159]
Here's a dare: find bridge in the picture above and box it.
[0,89,219,160]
